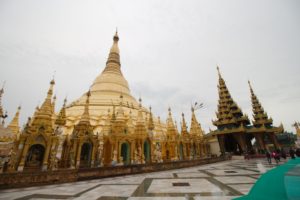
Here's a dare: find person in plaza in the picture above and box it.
[281,148,287,160]
[289,148,296,159]
[272,150,279,164]
[266,151,272,164]
[276,149,281,162]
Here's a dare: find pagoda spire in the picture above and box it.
[55,98,67,126]
[116,94,125,120]
[167,107,175,129]
[134,97,147,136]
[8,106,21,137]
[136,98,145,123]
[78,90,91,126]
[148,106,155,131]
[190,107,204,138]
[181,113,188,135]
[248,80,273,127]
[31,79,55,130]
[0,84,4,118]
[166,107,177,138]
[104,30,122,74]
[213,66,250,129]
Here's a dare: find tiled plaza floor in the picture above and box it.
[0,158,288,200]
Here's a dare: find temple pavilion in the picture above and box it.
[210,67,284,155]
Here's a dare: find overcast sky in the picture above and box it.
[0,0,299,133]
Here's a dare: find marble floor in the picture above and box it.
[0,158,287,200]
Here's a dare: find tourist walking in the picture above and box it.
[272,151,279,164]
[281,149,287,160]
[289,148,296,159]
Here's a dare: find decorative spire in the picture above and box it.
[111,105,116,121]
[136,98,144,123]
[248,80,273,127]
[8,106,21,137]
[217,65,222,78]
[190,107,204,138]
[181,113,188,135]
[104,31,121,74]
[134,97,147,136]
[0,83,8,125]
[213,66,249,129]
[116,94,125,120]
[30,79,55,132]
[166,107,176,138]
[0,83,4,117]
[78,90,91,125]
[52,95,57,114]
[148,106,155,131]
[55,98,67,126]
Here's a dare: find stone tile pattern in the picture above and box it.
[0,158,287,200]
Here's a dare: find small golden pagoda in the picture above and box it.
[0,87,17,161]
[16,79,59,171]
[189,107,206,158]
[162,108,179,161]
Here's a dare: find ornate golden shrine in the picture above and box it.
[2,32,207,172]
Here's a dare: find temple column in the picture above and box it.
[42,141,52,171]
[17,141,30,171]
[217,135,225,155]
[254,133,266,151]
[76,141,82,168]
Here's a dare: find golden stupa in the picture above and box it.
[64,31,158,135]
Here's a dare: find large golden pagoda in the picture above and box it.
[5,32,207,172]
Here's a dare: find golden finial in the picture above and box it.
[0,81,5,94]
[113,28,119,42]
[217,65,222,78]
[63,97,67,107]
[248,80,254,94]
[139,97,142,108]
[50,78,55,85]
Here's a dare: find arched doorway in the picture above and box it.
[143,140,151,163]
[80,142,93,168]
[121,142,130,165]
[179,143,184,160]
[224,134,241,154]
[25,144,45,170]
[103,140,112,166]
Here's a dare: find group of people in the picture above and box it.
[265,148,299,164]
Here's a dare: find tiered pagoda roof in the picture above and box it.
[212,67,250,130]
